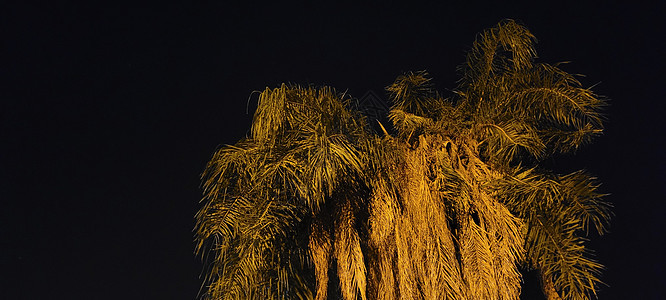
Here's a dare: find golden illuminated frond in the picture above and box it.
[474,121,546,164]
[309,218,332,300]
[334,197,367,300]
[492,167,610,300]
[388,109,434,140]
[386,71,438,117]
[459,19,537,107]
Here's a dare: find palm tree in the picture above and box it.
[195,20,611,300]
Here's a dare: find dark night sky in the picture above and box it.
[2,2,664,299]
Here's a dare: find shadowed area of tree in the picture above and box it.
[195,20,610,300]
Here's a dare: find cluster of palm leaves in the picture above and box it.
[195,20,611,300]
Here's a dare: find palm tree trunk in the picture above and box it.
[539,269,562,300]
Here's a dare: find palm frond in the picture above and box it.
[492,167,609,299]
[558,171,612,235]
[455,21,605,159]
[388,109,434,140]
[509,64,606,154]
[458,19,537,113]
[334,198,368,300]
[386,71,438,117]
[474,121,546,165]
[527,216,605,300]
[309,218,332,300]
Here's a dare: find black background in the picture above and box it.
[2,2,664,299]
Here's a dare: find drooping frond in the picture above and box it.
[457,21,605,162]
[458,19,537,113]
[388,109,434,140]
[393,136,466,299]
[334,196,368,300]
[195,192,311,299]
[386,71,463,139]
[248,84,369,211]
[558,171,612,235]
[492,167,610,300]
[507,63,606,154]
[474,121,546,166]
[309,217,333,300]
[514,64,605,127]
[365,135,526,300]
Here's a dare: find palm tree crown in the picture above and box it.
[195,20,610,300]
